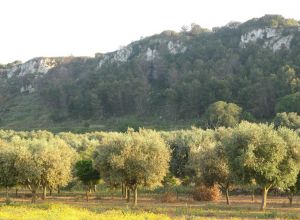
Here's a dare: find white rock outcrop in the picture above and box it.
[20,84,35,93]
[98,46,132,68]
[271,35,293,51]
[240,28,295,52]
[97,40,187,68]
[167,41,187,54]
[146,48,158,61]
[7,57,59,78]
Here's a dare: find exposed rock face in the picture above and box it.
[167,41,187,54]
[97,39,187,68]
[6,57,60,78]
[98,46,132,68]
[0,57,65,94]
[270,35,293,51]
[240,28,296,51]
[146,48,158,61]
[20,84,35,93]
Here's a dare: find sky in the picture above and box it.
[0,0,300,64]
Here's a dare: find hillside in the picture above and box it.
[0,14,300,131]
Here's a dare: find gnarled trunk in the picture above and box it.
[31,189,37,203]
[126,188,130,203]
[42,186,47,200]
[6,187,9,200]
[225,188,230,205]
[86,190,89,202]
[125,186,128,199]
[28,183,39,203]
[260,186,270,210]
[251,189,255,202]
[288,193,293,206]
[134,187,138,206]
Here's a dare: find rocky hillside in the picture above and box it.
[0,15,300,131]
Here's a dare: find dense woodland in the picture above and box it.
[0,15,300,130]
[42,15,300,121]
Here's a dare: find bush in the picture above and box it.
[162,173,181,189]
[192,185,221,201]
[161,191,177,203]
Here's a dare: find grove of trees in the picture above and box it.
[0,116,299,210]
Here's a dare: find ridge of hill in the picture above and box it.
[0,14,300,132]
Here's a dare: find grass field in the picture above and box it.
[0,190,299,219]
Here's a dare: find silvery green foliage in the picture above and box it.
[226,121,300,189]
[94,129,170,189]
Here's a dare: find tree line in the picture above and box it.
[35,15,300,124]
[0,118,299,210]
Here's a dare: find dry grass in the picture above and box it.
[1,191,300,219]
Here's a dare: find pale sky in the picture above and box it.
[0,0,299,64]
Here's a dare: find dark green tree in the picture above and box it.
[75,160,100,201]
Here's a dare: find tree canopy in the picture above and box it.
[94,129,170,205]
[225,122,300,210]
[201,101,243,128]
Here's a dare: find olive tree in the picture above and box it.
[286,172,300,206]
[58,132,99,158]
[94,129,170,205]
[0,140,18,201]
[38,138,77,200]
[161,129,200,181]
[202,101,243,128]
[277,127,300,206]
[274,112,300,130]
[162,127,215,183]
[199,128,234,205]
[11,136,77,202]
[186,128,216,182]
[225,122,300,210]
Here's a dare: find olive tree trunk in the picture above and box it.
[125,186,128,199]
[31,189,37,203]
[28,184,39,203]
[260,186,270,210]
[42,186,47,200]
[288,193,293,206]
[86,190,89,202]
[6,187,9,200]
[221,184,230,205]
[251,189,255,202]
[225,188,230,205]
[134,187,138,206]
[15,188,18,197]
[126,188,130,203]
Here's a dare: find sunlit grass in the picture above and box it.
[0,204,172,220]
[0,192,299,220]
[0,201,299,220]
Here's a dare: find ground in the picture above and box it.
[0,190,299,219]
